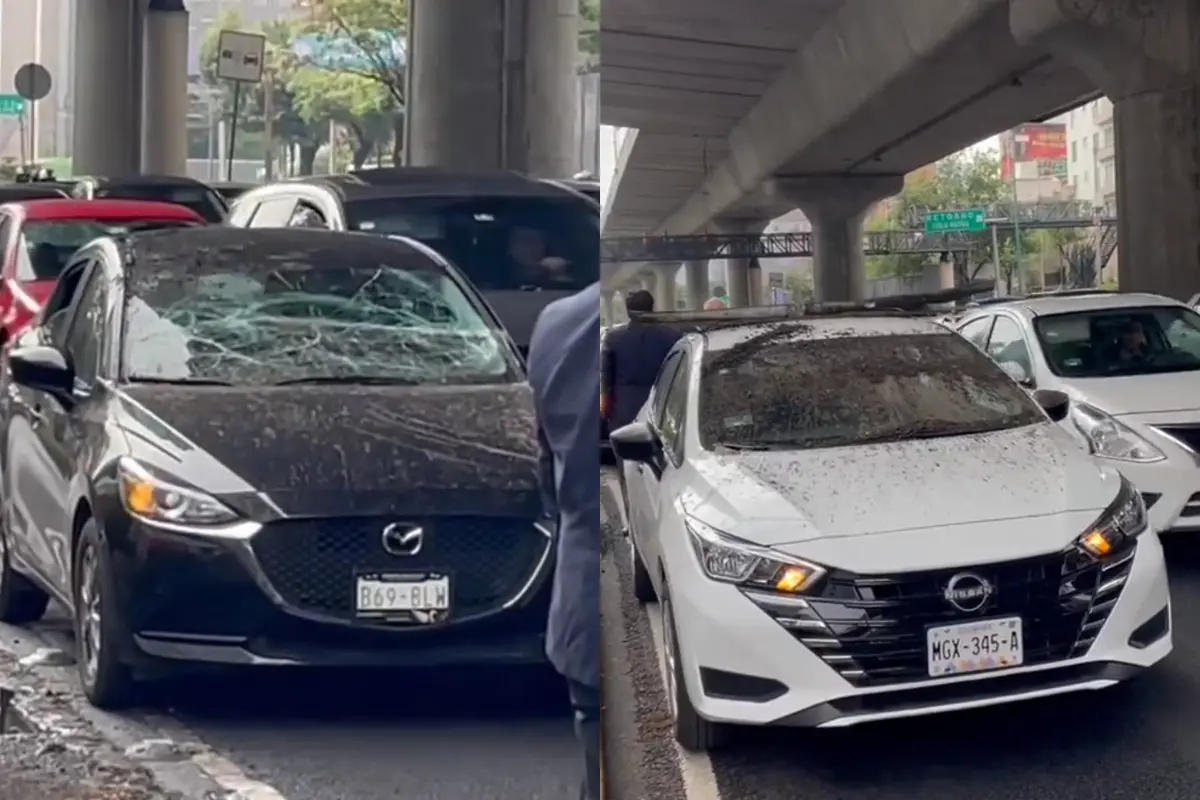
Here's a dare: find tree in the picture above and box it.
[1050,226,1117,289]
[866,150,1040,291]
[297,0,407,165]
[579,0,599,72]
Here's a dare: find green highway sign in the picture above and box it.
[924,208,987,234]
[0,94,25,117]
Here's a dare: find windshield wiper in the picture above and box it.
[271,375,422,386]
[851,422,1011,446]
[712,441,773,452]
[127,376,235,386]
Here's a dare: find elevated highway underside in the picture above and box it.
[601,0,1097,242]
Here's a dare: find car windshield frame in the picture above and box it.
[696,330,1047,452]
[343,194,598,292]
[117,236,525,387]
[1031,304,1200,378]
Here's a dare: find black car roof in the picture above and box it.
[81,174,214,188]
[0,185,70,199]
[121,226,447,270]
[280,167,589,203]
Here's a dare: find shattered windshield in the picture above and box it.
[698,331,1045,450]
[345,196,598,291]
[120,238,519,386]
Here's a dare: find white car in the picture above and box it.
[955,292,1200,534]
[611,312,1171,750]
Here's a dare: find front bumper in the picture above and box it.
[1116,454,1200,533]
[108,518,554,669]
[669,531,1171,729]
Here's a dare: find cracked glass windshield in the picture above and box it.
[121,234,518,386]
[699,330,1045,450]
[345,196,597,291]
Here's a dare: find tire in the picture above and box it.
[629,537,657,603]
[73,519,136,710]
[0,518,49,625]
[663,590,729,752]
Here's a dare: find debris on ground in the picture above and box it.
[0,731,174,799]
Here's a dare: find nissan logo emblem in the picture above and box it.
[381,523,424,557]
[943,572,993,612]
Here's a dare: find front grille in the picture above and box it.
[252,516,548,621]
[749,545,1136,687]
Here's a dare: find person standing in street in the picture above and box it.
[600,289,682,521]
[525,282,601,800]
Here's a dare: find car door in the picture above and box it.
[5,257,93,585]
[38,263,108,588]
[639,355,690,574]
[242,196,299,228]
[627,349,684,548]
[983,315,1036,387]
[957,314,995,351]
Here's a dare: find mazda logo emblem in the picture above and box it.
[381,523,423,556]
[943,572,993,612]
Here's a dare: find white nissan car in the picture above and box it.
[611,311,1171,751]
[955,292,1200,534]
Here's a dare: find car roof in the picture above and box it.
[990,292,1185,317]
[0,184,70,199]
[702,315,949,352]
[9,198,205,221]
[79,174,214,188]
[120,226,452,272]
[277,167,591,203]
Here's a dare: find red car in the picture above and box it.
[0,199,205,346]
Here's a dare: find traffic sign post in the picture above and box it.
[13,63,53,164]
[924,209,987,234]
[0,94,25,117]
[214,29,266,181]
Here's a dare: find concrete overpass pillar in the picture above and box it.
[713,219,767,307]
[142,0,189,176]
[769,177,902,302]
[601,291,614,324]
[684,260,708,309]
[408,0,578,176]
[1011,0,1200,300]
[72,0,142,175]
[652,264,678,311]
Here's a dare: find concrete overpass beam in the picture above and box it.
[408,0,578,175]
[1011,0,1200,300]
[713,218,768,307]
[143,0,189,176]
[684,260,709,309]
[72,0,142,175]
[769,176,903,302]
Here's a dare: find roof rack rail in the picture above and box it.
[632,282,994,328]
[1022,288,1118,298]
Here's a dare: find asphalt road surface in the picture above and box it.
[19,611,579,800]
[600,468,1200,800]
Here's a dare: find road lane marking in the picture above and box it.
[602,472,723,800]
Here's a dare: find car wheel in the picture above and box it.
[661,588,728,752]
[0,516,49,624]
[73,519,136,710]
[629,536,657,603]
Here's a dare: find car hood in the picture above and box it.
[681,424,1121,573]
[1064,371,1200,417]
[117,384,541,518]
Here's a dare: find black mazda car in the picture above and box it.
[0,227,553,709]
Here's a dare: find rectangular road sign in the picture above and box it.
[925,208,987,234]
[0,94,26,117]
[216,29,267,82]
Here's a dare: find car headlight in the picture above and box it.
[1071,403,1165,462]
[117,456,240,527]
[684,516,826,594]
[1076,476,1148,559]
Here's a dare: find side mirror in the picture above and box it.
[9,345,74,401]
[1033,388,1071,422]
[609,422,662,465]
[999,360,1034,387]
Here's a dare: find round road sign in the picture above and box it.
[14,63,51,102]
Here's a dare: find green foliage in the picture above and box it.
[579,0,599,71]
[866,150,1041,290]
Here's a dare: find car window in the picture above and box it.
[93,184,226,222]
[648,351,683,426]
[62,271,106,383]
[1033,305,1200,377]
[287,202,327,228]
[40,260,92,348]
[659,358,689,461]
[121,236,521,386]
[246,197,297,228]
[958,316,993,349]
[226,199,260,227]
[697,331,1045,451]
[344,196,597,291]
[985,316,1032,375]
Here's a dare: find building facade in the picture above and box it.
[1063,97,1115,211]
